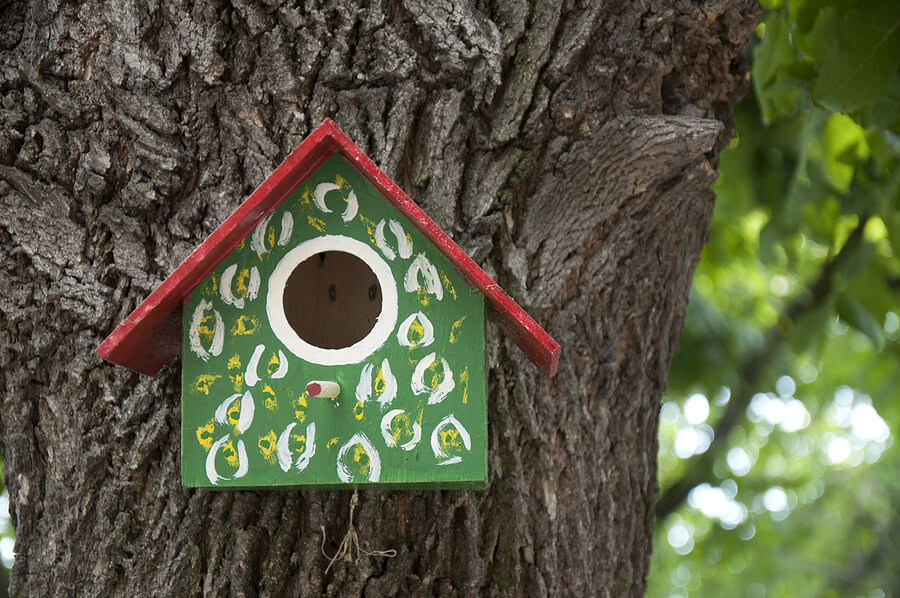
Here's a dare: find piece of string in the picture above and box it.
[321,490,397,574]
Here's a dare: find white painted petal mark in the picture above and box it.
[245,344,265,387]
[278,212,293,246]
[397,312,435,348]
[376,219,413,261]
[314,183,339,213]
[247,267,261,302]
[206,434,230,485]
[277,422,296,472]
[411,353,455,405]
[236,390,255,434]
[336,432,381,483]
[295,422,316,472]
[189,300,224,361]
[251,214,273,256]
[342,190,358,222]
[214,393,242,425]
[375,220,396,261]
[377,359,397,406]
[271,350,288,379]
[380,409,422,451]
[380,409,404,447]
[405,255,443,300]
[220,264,243,309]
[355,363,374,403]
[209,311,224,358]
[390,220,412,259]
[431,414,471,465]
[234,439,249,478]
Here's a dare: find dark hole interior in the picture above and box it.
[283,251,382,349]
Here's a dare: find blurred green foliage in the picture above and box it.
[652,0,900,597]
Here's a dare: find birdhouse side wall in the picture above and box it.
[180,153,487,488]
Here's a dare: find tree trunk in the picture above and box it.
[0,1,755,596]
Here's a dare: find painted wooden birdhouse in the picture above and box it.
[97,119,559,490]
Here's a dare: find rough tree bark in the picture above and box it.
[0,1,755,596]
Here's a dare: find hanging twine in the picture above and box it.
[321,490,397,574]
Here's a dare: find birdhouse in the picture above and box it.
[96,119,559,490]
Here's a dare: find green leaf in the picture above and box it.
[812,0,900,112]
[836,292,885,350]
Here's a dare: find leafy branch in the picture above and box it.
[656,214,871,520]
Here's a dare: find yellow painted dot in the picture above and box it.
[261,384,277,411]
[426,358,445,391]
[327,436,340,450]
[222,440,239,467]
[441,272,457,300]
[258,430,278,464]
[450,316,468,344]
[193,374,221,395]
[233,267,251,299]
[440,428,463,453]
[353,400,365,421]
[227,400,241,425]
[266,352,281,376]
[408,319,425,344]
[196,420,214,451]
[231,314,259,336]
[291,434,307,454]
[198,314,217,341]
[460,367,469,404]
[352,444,371,476]
[374,369,386,395]
[307,216,326,232]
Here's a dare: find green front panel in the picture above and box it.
[181,153,487,489]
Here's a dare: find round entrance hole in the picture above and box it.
[282,251,382,349]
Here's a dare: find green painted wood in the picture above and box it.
[181,153,487,489]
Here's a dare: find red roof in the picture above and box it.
[96,119,560,377]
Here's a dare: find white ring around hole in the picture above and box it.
[266,235,399,366]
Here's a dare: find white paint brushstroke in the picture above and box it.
[390,220,412,258]
[234,439,249,478]
[277,422,297,472]
[206,437,226,483]
[376,219,413,261]
[209,311,224,358]
[355,363,374,403]
[377,359,397,407]
[342,190,358,222]
[380,409,404,447]
[219,264,243,308]
[380,409,422,451]
[295,422,316,472]
[250,214,273,256]
[375,219,396,260]
[247,267,261,301]
[214,393,242,425]
[397,312,435,348]
[278,212,293,246]
[431,414,471,465]
[245,344,265,387]
[236,390,254,433]
[411,353,455,405]
[271,350,288,379]
[188,300,223,361]
[336,432,381,483]
[206,434,230,485]
[404,255,443,300]
[314,183,339,213]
